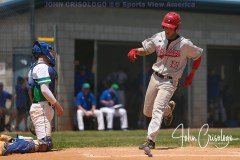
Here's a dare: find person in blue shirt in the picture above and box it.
[0,82,14,131]
[100,83,128,130]
[207,66,227,124]
[75,83,104,131]
[14,76,30,131]
[74,65,94,96]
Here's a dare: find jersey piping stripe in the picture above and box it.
[36,77,51,84]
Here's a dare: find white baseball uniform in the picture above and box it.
[77,110,105,130]
[100,107,128,129]
[142,31,203,142]
[28,63,54,140]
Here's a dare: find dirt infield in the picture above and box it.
[1,147,240,160]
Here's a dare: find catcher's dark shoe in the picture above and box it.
[139,139,155,150]
[164,101,176,126]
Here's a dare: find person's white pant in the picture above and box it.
[77,110,105,130]
[144,73,177,142]
[100,107,128,129]
[30,101,54,140]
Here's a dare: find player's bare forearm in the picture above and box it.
[100,100,109,106]
[136,47,148,56]
[78,106,86,112]
[40,84,57,104]
[91,105,96,110]
[40,84,63,116]
[53,101,63,117]
[128,47,147,62]
[9,97,14,109]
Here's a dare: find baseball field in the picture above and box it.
[1,128,240,160]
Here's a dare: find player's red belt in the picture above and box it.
[154,72,173,79]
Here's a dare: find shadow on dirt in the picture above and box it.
[156,147,178,150]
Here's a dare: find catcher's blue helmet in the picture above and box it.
[32,41,56,67]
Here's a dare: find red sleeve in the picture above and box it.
[192,56,202,70]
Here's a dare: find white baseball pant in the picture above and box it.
[100,107,128,129]
[77,110,105,130]
[144,73,178,142]
[30,101,54,140]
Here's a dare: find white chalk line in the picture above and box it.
[82,154,240,158]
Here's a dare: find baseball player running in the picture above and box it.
[127,12,203,149]
[0,41,63,156]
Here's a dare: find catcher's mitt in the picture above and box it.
[0,141,7,156]
[0,135,13,142]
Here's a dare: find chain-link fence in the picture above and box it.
[0,0,56,131]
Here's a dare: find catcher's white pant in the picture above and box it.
[100,107,128,129]
[77,110,105,130]
[30,101,54,140]
[144,73,178,142]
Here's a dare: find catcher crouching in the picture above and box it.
[0,41,63,156]
[0,134,53,155]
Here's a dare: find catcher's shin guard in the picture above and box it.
[35,136,53,152]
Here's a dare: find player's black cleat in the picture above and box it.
[164,100,176,126]
[139,139,155,150]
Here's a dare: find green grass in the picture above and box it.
[6,128,240,149]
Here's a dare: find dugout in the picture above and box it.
[207,46,240,127]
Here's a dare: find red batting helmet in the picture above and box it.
[161,12,181,29]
